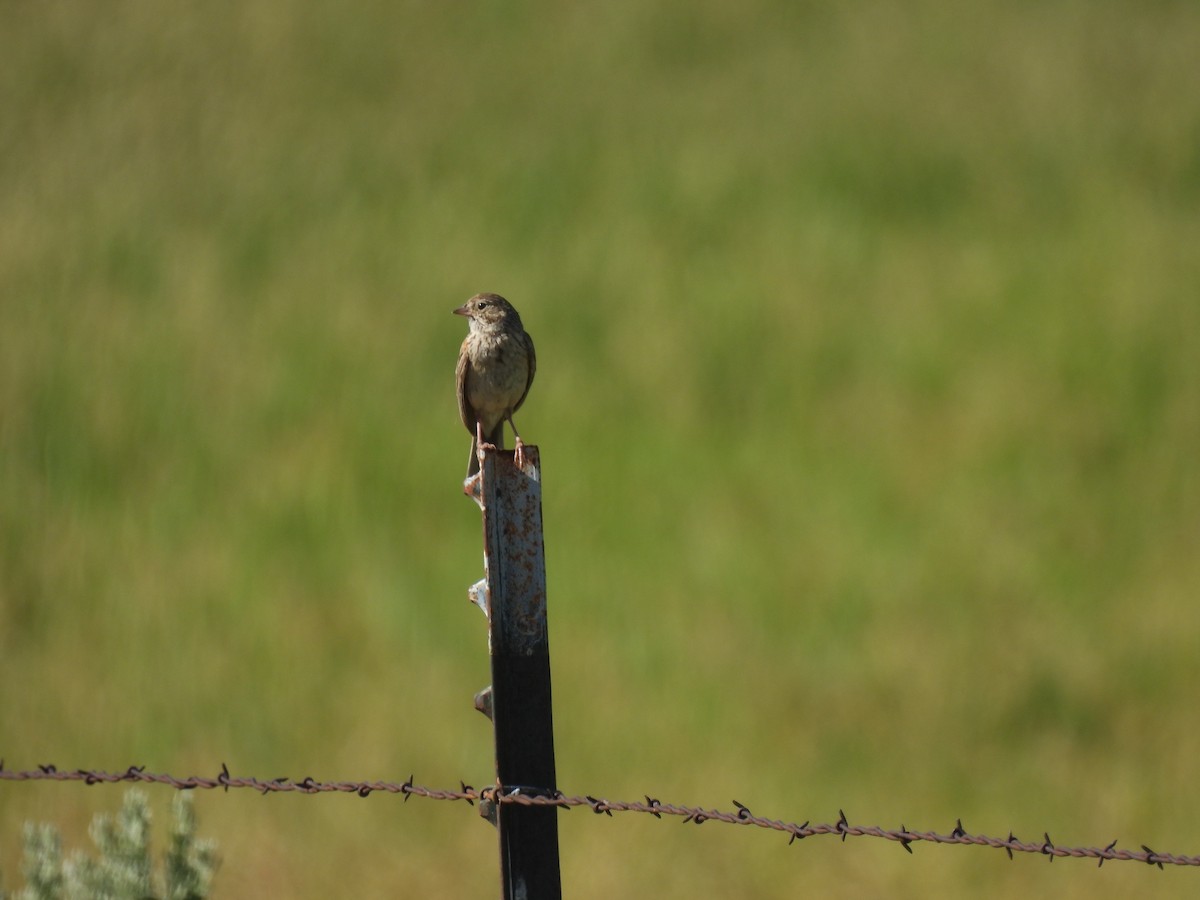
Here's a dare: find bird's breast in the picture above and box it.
[465,333,529,412]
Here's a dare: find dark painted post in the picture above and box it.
[465,445,562,900]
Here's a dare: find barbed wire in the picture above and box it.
[2,762,1196,869]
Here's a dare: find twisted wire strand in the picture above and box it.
[2,764,1194,869]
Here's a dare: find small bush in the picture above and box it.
[5,791,217,900]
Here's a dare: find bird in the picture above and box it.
[454,293,536,477]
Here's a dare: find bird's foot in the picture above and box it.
[477,441,498,470]
[513,437,527,470]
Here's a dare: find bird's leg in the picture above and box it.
[508,415,527,469]
[476,420,498,465]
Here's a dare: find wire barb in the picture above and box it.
[1142,845,1164,870]
[585,795,613,817]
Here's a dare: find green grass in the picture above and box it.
[3,1,1200,896]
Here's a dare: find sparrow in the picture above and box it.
[454,293,536,477]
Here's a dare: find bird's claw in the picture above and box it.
[513,438,527,470]
[477,441,497,471]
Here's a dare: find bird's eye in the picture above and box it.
[477,300,489,309]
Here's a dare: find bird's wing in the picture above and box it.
[456,337,476,433]
[513,330,535,413]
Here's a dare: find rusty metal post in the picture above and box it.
[465,445,562,900]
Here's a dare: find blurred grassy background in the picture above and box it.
[3,0,1199,895]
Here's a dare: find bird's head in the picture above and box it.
[454,293,522,333]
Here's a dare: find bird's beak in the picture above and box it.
[453,304,470,317]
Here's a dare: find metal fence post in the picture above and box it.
[465,445,562,900]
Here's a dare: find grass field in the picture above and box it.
[3,1,1200,896]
